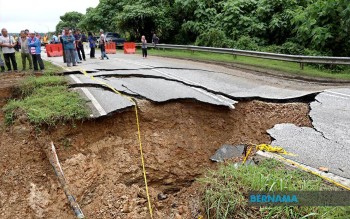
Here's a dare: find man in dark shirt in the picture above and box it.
[74,29,86,61]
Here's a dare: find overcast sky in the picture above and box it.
[0,0,99,33]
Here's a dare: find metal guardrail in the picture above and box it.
[133,43,350,69]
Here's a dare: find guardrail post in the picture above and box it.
[300,62,304,70]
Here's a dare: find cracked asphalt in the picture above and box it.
[268,89,350,179]
[45,52,350,180]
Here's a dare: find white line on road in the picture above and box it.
[46,59,108,117]
[114,58,235,109]
[322,93,350,100]
[324,90,350,99]
[69,75,107,116]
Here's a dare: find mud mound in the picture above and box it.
[0,100,311,218]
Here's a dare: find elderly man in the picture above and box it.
[28,32,45,72]
[0,28,18,72]
[19,30,33,71]
[62,28,76,67]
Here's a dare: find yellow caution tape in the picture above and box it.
[81,70,154,219]
[256,144,296,156]
[243,143,296,164]
[242,143,350,191]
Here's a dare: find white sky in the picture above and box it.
[0,0,99,33]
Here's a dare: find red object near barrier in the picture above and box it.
[124,42,136,54]
[105,42,116,54]
[46,44,63,57]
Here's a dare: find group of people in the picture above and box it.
[0,27,161,72]
[60,28,110,67]
[0,28,44,73]
[141,33,159,58]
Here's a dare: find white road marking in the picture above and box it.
[114,58,235,109]
[322,93,349,100]
[69,75,107,116]
[324,90,350,99]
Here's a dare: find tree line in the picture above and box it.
[56,0,350,56]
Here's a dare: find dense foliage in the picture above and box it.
[56,0,350,56]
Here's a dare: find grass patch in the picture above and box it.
[199,159,350,219]
[19,76,67,96]
[4,86,89,126]
[144,49,350,80]
[3,56,89,126]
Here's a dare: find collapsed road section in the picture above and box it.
[1,58,350,218]
[65,67,350,185]
[0,98,312,218]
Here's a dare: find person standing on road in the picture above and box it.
[88,32,96,59]
[43,34,49,46]
[52,34,59,44]
[74,30,86,61]
[0,28,18,72]
[19,31,33,71]
[71,30,81,64]
[59,30,66,63]
[99,30,109,60]
[28,32,45,72]
[62,28,76,67]
[141,35,148,58]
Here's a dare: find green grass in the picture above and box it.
[4,86,89,126]
[19,75,67,96]
[199,159,350,219]
[144,49,350,80]
[14,51,62,75]
[3,55,89,126]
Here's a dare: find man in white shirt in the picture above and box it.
[0,28,18,72]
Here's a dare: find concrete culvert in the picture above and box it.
[0,99,311,218]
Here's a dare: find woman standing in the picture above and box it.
[88,32,96,59]
[141,35,147,58]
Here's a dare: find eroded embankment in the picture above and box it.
[0,98,312,219]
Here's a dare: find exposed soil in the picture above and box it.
[0,89,312,219]
[0,74,24,122]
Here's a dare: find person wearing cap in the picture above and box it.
[0,28,18,72]
[28,32,45,72]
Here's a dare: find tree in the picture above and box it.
[78,0,125,33]
[55,0,350,57]
[293,0,350,56]
[56,11,84,33]
[113,1,174,41]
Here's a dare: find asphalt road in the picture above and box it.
[45,51,350,180]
